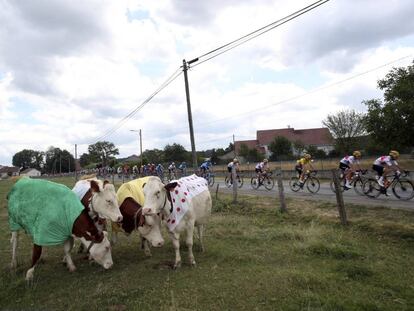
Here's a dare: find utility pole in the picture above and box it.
[233,134,236,158]
[183,59,198,171]
[59,154,62,174]
[130,129,143,169]
[75,144,78,181]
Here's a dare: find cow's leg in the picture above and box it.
[141,237,152,257]
[26,244,42,282]
[170,232,182,269]
[186,224,196,267]
[10,231,18,269]
[197,224,205,252]
[63,238,76,272]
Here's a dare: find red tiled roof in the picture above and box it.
[256,127,333,146]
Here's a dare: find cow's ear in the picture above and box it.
[90,180,100,193]
[164,182,178,192]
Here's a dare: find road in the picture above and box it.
[214,178,414,211]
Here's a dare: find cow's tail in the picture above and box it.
[80,173,97,180]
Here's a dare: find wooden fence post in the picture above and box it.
[331,169,347,225]
[276,169,287,212]
[215,183,219,200]
[232,165,237,203]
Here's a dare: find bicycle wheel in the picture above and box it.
[264,176,275,191]
[208,175,215,187]
[392,179,414,200]
[250,177,260,190]
[329,179,345,193]
[353,177,364,196]
[225,176,232,188]
[306,177,320,193]
[289,177,301,192]
[237,176,244,188]
[362,178,381,198]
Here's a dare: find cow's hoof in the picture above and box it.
[144,250,152,257]
[173,261,182,270]
[25,268,34,285]
[190,261,196,267]
[68,265,77,272]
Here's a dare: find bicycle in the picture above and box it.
[289,171,320,193]
[362,171,414,200]
[329,169,368,195]
[225,171,244,188]
[250,171,275,191]
[199,170,215,187]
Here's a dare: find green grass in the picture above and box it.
[1,177,414,310]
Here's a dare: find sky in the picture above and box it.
[1,0,414,166]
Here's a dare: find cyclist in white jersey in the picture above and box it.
[227,158,240,181]
[339,151,362,189]
[255,159,269,179]
[372,150,401,187]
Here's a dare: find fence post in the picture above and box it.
[331,169,347,225]
[112,173,115,184]
[276,169,287,212]
[215,183,219,200]
[232,165,237,203]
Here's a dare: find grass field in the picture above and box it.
[1,177,414,310]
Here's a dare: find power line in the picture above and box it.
[147,54,413,138]
[91,67,183,143]
[190,0,331,68]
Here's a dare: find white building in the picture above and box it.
[20,168,41,177]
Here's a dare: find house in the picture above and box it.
[20,168,41,177]
[0,166,20,179]
[235,127,334,157]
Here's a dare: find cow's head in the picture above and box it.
[142,177,177,215]
[88,231,113,269]
[90,180,123,223]
[138,213,164,247]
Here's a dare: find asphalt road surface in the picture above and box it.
[214,178,414,211]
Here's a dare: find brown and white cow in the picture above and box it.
[8,178,113,282]
[112,177,164,257]
[72,177,123,228]
[142,175,212,268]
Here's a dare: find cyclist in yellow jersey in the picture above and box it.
[295,153,314,186]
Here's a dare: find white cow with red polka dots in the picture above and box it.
[142,174,212,269]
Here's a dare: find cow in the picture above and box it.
[72,176,123,226]
[142,174,212,269]
[111,177,164,256]
[8,178,113,282]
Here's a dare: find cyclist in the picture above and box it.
[168,162,176,179]
[339,151,362,189]
[255,159,269,182]
[372,150,402,188]
[178,161,187,177]
[227,158,240,182]
[156,163,164,180]
[200,159,212,177]
[295,153,314,186]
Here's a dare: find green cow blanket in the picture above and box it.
[7,177,85,246]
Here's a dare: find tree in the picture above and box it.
[88,141,119,166]
[292,140,305,156]
[44,146,75,173]
[269,136,292,160]
[142,148,164,164]
[163,143,188,163]
[12,149,44,170]
[363,60,414,150]
[238,143,261,162]
[322,109,366,154]
[225,142,234,153]
[79,153,92,167]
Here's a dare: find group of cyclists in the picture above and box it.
[293,149,403,195]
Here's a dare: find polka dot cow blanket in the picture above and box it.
[166,174,208,232]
